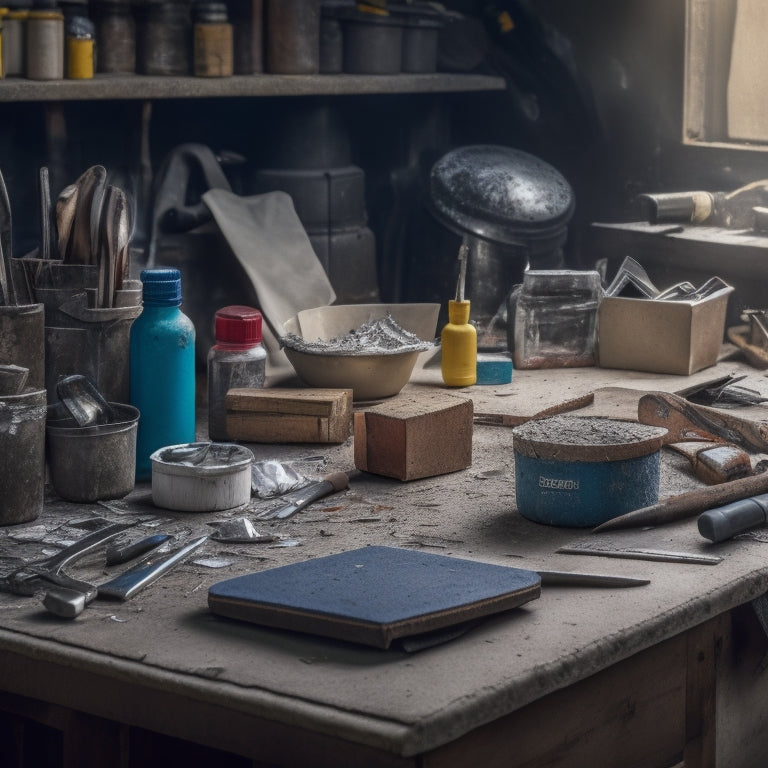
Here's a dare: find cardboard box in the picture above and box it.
[597,285,733,375]
[354,392,473,481]
[225,388,353,443]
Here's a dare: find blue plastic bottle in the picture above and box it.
[130,268,196,481]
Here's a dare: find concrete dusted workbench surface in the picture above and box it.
[2,360,768,767]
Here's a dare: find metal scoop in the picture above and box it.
[56,374,115,426]
[0,364,29,396]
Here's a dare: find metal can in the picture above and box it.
[26,9,64,80]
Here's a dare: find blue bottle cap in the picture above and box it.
[140,268,182,306]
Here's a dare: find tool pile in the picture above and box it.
[14,164,134,310]
[0,164,142,404]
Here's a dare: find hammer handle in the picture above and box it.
[638,391,768,452]
[667,442,752,484]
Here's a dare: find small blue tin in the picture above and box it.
[512,415,668,527]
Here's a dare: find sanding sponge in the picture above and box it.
[476,354,513,385]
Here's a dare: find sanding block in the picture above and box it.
[208,546,540,649]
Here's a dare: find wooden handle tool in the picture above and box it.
[667,441,753,485]
[638,391,768,452]
[591,469,768,532]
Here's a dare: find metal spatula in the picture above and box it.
[56,374,115,426]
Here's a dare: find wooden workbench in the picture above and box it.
[2,359,768,768]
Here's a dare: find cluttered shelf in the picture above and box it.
[0,72,506,102]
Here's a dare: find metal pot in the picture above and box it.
[429,145,575,349]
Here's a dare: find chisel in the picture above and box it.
[698,493,768,543]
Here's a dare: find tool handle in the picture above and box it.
[592,469,768,532]
[698,493,768,543]
[105,533,171,565]
[269,472,349,520]
[638,391,768,452]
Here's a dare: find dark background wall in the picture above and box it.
[2,0,766,303]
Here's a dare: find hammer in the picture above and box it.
[666,441,753,485]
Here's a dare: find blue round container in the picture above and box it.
[512,415,668,527]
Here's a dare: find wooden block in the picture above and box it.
[354,391,473,481]
[225,388,353,443]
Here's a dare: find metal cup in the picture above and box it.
[0,387,47,525]
[46,403,139,503]
[0,303,45,389]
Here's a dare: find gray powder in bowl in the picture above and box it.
[282,314,433,356]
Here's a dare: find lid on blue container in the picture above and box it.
[140,268,182,306]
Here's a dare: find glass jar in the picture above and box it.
[512,270,602,369]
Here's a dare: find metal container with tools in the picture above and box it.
[512,415,668,528]
[46,402,139,503]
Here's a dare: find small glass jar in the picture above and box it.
[193,1,233,77]
[207,305,266,442]
[512,270,602,369]
[66,15,95,79]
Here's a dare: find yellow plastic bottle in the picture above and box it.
[441,299,477,386]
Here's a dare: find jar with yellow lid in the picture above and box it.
[2,7,29,76]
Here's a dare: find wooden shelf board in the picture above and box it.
[0,73,507,102]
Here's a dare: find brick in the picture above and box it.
[225,388,353,443]
[354,391,473,481]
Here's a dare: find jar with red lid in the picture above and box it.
[207,305,266,441]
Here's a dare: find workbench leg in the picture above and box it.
[684,616,725,768]
[62,711,127,768]
[0,713,24,768]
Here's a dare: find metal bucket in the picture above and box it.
[0,387,47,525]
[46,403,139,503]
[44,282,142,404]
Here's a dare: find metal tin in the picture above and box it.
[265,0,320,74]
[150,442,254,512]
[512,416,668,527]
[135,0,191,76]
[26,10,65,80]
[92,0,136,74]
[341,10,403,74]
[46,403,139,503]
[0,302,45,389]
[3,11,29,77]
[231,0,263,74]
[0,387,46,525]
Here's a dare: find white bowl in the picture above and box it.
[282,303,440,400]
